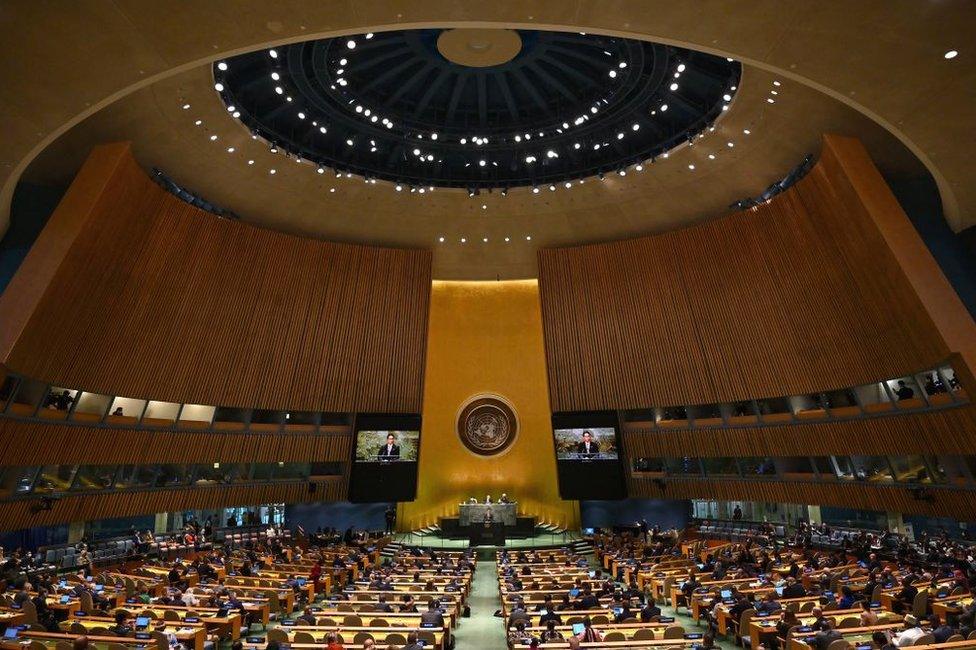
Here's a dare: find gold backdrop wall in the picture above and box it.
[399,280,579,530]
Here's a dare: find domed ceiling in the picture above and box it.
[215,29,739,190]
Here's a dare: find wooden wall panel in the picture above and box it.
[0,419,352,466]
[0,477,346,531]
[2,144,431,413]
[539,136,950,411]
[631,477,976,521]
[622,403,976,459]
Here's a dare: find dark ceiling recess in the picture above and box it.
[215,29,740,190]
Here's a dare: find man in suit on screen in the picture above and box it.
[576,430,600,456]
[377,432,401,461]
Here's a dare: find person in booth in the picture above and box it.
[576,430,600,456]
[377,432,401,461]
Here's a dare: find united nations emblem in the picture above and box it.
[456,394,518,456]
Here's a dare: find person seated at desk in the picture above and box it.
[893,614,926,647]
[400,594,418,613]
[377,433,401,461]
[575,616,604,642]
[836,585,856,609]
[375,594,393,612]
[540,619,564,642]
[296,606,317,626]
[640,600,662,621]
[755,591,782,615]
[110,609,133,636]
[576,430,599,456]
[507,620,531,645]
[859,600,880,626]
[893,576,918,614]
[782,577,806,598]
[485,494,493,504]
[421,599,445,628]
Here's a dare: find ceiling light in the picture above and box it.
[514,135,521,143]
[269,49,278,58]
[355,105,363,113]
[482,236,488,241]
[418,187,426,193]
[337,78,347,86]
[366,32,374,39]
[395,184,402,191]
[708,154,715,160]
[364,109,371,116]
[618,169,626,176]
[319,126,327,134]
[526,236,532,241]
[660,104,668,111]
[766,98,775,103]
[413,148,421,156]
[573,143,580,150]
[431,133,438,140]
[194,119,202,126]
[298,112,305,119]
[460,237,466,243]
[316,167,324,174]
[608,70,617,78]
[270,144,278,153]
[213,83,224,91]
[330,187,336,192]
[427,154,433,161]
[618,62,627,69]
[271,72,280,81]
[438,236,444,242]
[546,150,558,158]
[181,103,190,110]
[232,111,240,118]
[617,132,624,140]
[688,164,695,170]
[722,105,729,111]
[727,142,734,147]
[286,96,292,102]
[275,86,283,94]
[226,147,235,153]
[505,237,510,242]
[217,61,228,71]
[743,129,751,134]
[548,184,556,191]
[770,90,778,95]
[773,80,781,86]
[723,93,732,101]
[478,160,486,167]
[247,160,254,165]
[670,83,679,91]
[635,164,644,171]
[346,139,354,146]
[677,63,686,72]
[347,40,356,49]
[269,169,276,175]
[460,138,467,144]
[564,182,572,189]
[944,50,958,59]
[209,134,218,141]
[481,205,487,211]
[532,187,539,194]
[632,123,640,131]
[339,58,347,66]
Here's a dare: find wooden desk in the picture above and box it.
[61,616,206,650]
[115,603,242,640]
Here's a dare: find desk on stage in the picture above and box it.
[468,523,506,546]
[458,502,517,526]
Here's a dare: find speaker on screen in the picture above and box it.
[552,411,626,500]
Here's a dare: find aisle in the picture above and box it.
[452,559,508,649]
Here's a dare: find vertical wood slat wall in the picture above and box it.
[538,137,950,412]
[2,145,432,413]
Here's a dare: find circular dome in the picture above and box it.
[214,28,740,189]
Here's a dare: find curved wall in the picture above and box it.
[539,135,953,411]
[0,143,431,413]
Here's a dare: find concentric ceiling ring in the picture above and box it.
[214,29,740,190]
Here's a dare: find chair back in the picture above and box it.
[353,632,374,645]
[664,625,686,639]
[342,614,363,626]
[369,618,389,626]
[293,632,315,644]
[603,631,626,641]
[911,591,928,618]
[633,628,655,640]
[825,640,851,650]
[266,628,289,643]
[837,616,858,628]
[912,633,935,646]
[384,633,407,645]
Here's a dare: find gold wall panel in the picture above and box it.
[400,280,578,530]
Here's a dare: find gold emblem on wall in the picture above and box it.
[456,393,519,456]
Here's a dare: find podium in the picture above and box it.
[468,522,506,546]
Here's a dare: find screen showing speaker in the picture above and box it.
[348,414,421,502]
[552,411,626,500]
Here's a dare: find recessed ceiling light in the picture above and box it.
[660,104,668,111]
[181,103,190,110]
[482,237,488,242]
[727,142,734,147]
[217,61,228,71]
[773,80,781,86]
[670,83,679,91]
[232,111,240,118]
[766,98,775,103]
[460,237,466,243]
[275,86,283,94]
[366,33,374,39]
[632,123,640,131]
[317,168,325,174]
[319,126,327,134]
[532,187,540,194]
[723,94,732,101]
[271,72,280,81]
[743,129,751,134]
[438,236,444,242]
[194,119,202,126]
[269,49,278,59]
[418,187,426,193]
[505,237,510,242]
[330,187,336,192]
[526,236,532,241]
[213,83,224,92]
[339,58,347,66]
[269,169,276,174]
[564,182,572,189]
[688,164,695,170]
[209,134,218,141]
[708,154,715,160]
[945,49,958,59]
[346,139,354,146]
[481,205,487,210]
[226,147,235,153]
[635,164,644,171]
[248,160,254,165]
[770,90,778,95]
[608,70,618,78]
[346,40,356,49]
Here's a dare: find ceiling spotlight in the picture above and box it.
[677,63,686,72]
[209,134,218,141]
[438,236,444,243]
[330,187,336,192]
[632,123,640,131]
[500,188,508,196]
[482,236,488,241]
[319,126,327,134]
[413,148,421,156]
[618,169,626,176]
[564,182,572,189]
[431,133,438,140]
[194,119,202,126]
[247,159,254,165]
[395,184,403,191]
[660,104,668,111]
[226,147,235,153]
[418,187,426,194]
[478,160,486,167]
[468,189,476,197]
[297,112,305,119]
[213,83,224,91]
[945,50,958,59]
[286,96,292,102]
[618,62,627,69]
[269,169,276,175]
[339,58,348,66]
[481,205,487,211]
[514,135,521,143]
[269,49,278,59]
[275,86,283,94]
[743,129,751,134]
[721,104,729,111]
[598,172,605,181]
[608,70,618,78]
[525,155,536,163]
[546,150,558,158]
[573,143,580,149]
[708,154,716,160]
[460,237,466,243]
[670,83,679,91]
[271,72,280,81]
[723,93,732,101]
[526,236,532,241]
[347,40,356,49]
[767,98,775,103]
[181,103,190,110]
[317,167,325,174]
[727,141,734,147]
[617,132,624,140]
[688,164,695,170]
[548,184,556,191]
[532,187,540,194]
[217,61,228,71]
[346,139,354,146]
[635,164,644,171]
[505,237,510,242]
[233,111,240,118]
